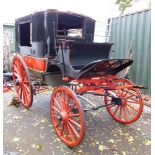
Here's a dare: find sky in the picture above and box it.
[1,0,150,42]
[1,0,120,23]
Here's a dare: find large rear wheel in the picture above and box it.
[50,86,85,147]
[12,55,33,109]
[105,79,143,124]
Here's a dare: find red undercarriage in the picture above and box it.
[63,75,137,95]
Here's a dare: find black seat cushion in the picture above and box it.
[70,42,113,70]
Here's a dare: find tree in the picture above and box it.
[116,0,133,13]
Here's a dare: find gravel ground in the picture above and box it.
[3,91,151,155]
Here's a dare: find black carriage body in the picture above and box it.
[15,9,132,85]
[15,10,95,58]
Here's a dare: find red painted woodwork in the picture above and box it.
[21,55,47,72]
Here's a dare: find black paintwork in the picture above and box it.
[15,9,133,80]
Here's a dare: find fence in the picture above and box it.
[3,23,15,72]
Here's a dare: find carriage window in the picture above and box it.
[19,22,32,47]
[57,13,84,38]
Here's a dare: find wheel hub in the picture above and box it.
[111,97,122,105]
[61,111,68,121]
[16,78,22,86]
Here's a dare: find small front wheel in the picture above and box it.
[50,86,85,147]
[105,79,143,124]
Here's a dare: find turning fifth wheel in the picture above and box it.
[12,55,33,109]
[104,79,143,124]
[50,86,85,147]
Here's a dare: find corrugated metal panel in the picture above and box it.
[109,9,151,95]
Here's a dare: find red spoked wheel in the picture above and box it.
[12,55,33,109]
[50,86,85,147]
[104,79,143,124]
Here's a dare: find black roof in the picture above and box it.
[15,9,95,22]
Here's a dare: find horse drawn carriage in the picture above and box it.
[12,9,144,147]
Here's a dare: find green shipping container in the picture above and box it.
[109,9,151,95]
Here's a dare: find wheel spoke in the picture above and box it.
[23,83,31,93]
[54,98,62,111]
[19,87,23,100]
[23,88,28,105]
[124,93,136,99]
[68,121,80,138]
[23,81,29,84]
[21,71,26,80]
[126,103,138,113]
[122,88,136,95]
[62,91,66,110]
[122,89,129,98]
[68,118,81,128]
[16,86,20,92]
[119,106,122,119]
[125,106,134,118]
[21,89,24,104]
[108,104,116,109]
[60,121,66,136]
[112,105,119,116]
[56,121,62,129]
[120,82,125,97]
[17,67,23,78]
[57,93,63,110]
[53,106,61,114]
[66,96,71,110]
[66,122,75,142]
[22,86,28,106]
[14,72,20,78]
[13,65,19,74]
[126,98,139,103]
[17,86,21,96]
[69,113,80,117]
[64,123,69,141]
[126,99,139,104]
[123,107,128,122]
